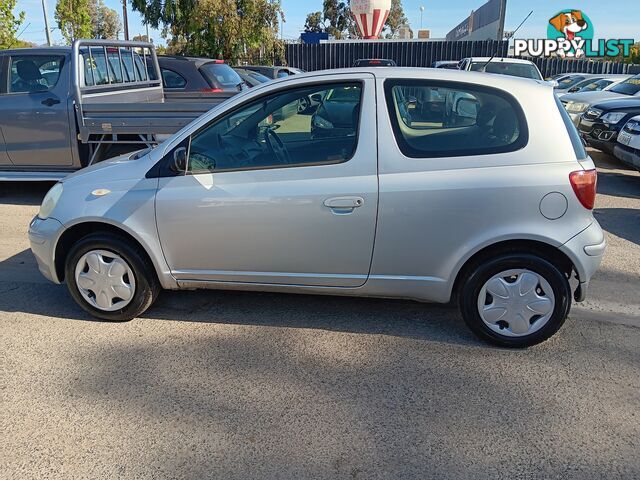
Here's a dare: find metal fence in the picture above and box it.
[284,40,638,78]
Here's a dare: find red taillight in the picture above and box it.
[569,169,597,210]
[200,88,224,93]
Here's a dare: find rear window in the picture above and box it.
[199,63,243,88]
[555,95,587,160]
[83,47,157,86]
[470,62,542,80]
[609,74,640,96]
[385,79,528,158]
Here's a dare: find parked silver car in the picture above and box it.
[29,68,605,347]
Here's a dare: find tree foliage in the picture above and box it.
[0,0,25,49]
[130,0,285,64]
[55,0,92,43]
[383,0,408,39]
[90,0,121,39]
[304,0,354,39]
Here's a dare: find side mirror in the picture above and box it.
[311,93,323,103]
[171,146,187,173]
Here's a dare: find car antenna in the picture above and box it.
[481,10,533,72]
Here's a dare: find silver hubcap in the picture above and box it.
[477,269,555,337]
[74,249,136,311]
[298,97,309,112]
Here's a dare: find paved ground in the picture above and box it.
[1,150,638,479]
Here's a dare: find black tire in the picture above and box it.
[459,253,571,348]
[64,233,161,321]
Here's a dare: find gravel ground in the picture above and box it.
[1,150,638,479]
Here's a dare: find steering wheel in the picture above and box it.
[265,128,291,164]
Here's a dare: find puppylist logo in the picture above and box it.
[514,9,634,59]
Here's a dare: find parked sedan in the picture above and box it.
[577,97,640,154]
[613,115,640,170]
[562,73,640,125]
[241,65,305,79]
[29,68,604,348]
[233,67,271,87]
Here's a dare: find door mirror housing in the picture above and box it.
[310,93,323,103]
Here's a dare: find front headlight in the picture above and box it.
[566,102,589,113]
[39,183,63,219]
[600,112,626,125]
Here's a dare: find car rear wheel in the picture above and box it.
[65,233,160,321]
[459,253,571,347]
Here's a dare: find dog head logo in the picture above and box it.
[548,10,594,58]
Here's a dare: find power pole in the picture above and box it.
[122,0,129,40]
[42,0,52,45]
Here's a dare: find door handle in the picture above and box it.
[324,196,364,214]
[41,98,60,107]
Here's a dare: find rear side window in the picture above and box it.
[385,80,528,158]
[199,63,242,88]
[8,55,64,93]
[161,68,187,89]
[555,95,587,160]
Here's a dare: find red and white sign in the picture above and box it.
[351,0,391,39]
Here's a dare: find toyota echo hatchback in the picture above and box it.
[29,68,605,347]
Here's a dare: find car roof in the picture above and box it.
[465,57,537,65]
[278,67,552,93]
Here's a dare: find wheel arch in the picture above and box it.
[451,239,576,303]
[54,220,173,288]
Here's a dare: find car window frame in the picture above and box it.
[384,78,529,159]
[150,80,366,178]
[161,67,187,90]
[5,54,65,95]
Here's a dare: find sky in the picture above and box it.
[15,0,640,47]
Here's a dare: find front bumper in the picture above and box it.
[613,143,640,171]
[560,221,606,302]
[28,216,64,284]
[577,117,620,153]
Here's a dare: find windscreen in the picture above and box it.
[470,62,542,80]
[609,75,640,96]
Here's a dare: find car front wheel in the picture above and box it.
[459,253,571,347]
[65,233,160,321]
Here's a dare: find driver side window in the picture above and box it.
[187,82,363,173]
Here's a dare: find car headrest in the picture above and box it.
[493,108,517,143]
[16,60,43,82]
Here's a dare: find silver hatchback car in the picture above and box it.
[29,68,605,347]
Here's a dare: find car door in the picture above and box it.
[154,74,378,287]
[0,53,73,167]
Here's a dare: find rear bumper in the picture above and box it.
[560,221,606,302]
[613,144,640,170]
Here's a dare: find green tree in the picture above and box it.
[0,0,25,49]
[131,0,284,64]
[55,0,92,43]
[303,1,356,39]
[303,11,323,33]
[384,0,408,39]
[90,0,121,39]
